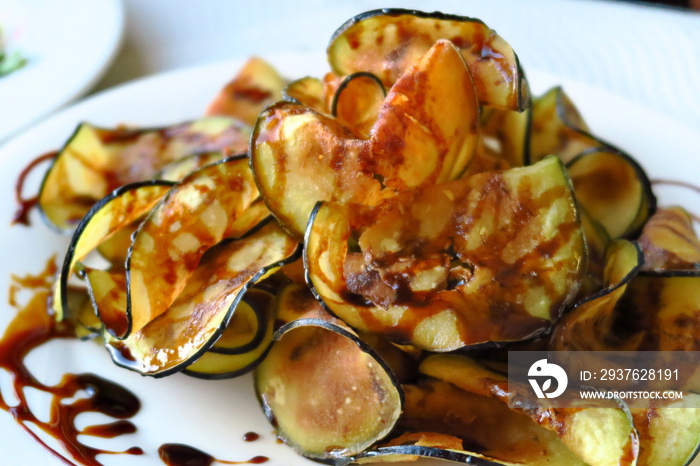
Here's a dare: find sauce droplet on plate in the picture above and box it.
[159,443,269,465]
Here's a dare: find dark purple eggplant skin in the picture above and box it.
[105,218,302,379]
[60,179,176,323]
[330,71,387,118]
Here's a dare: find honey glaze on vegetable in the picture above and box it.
[1,257,143,465]
[158,443,269,465]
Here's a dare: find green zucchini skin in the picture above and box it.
[255,312,403,460]
[58,180,175,323]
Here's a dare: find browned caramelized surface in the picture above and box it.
[328,11,525,110]
[307,157,585,350]
[638,207,700,271]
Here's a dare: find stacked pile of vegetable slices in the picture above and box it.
[36,9,699,466]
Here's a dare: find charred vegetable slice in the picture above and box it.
[480,88,532,168]
[104,221,300,377]
[612,271,700,351]
[331,72,386,137]
[156,152,230,181]
[206,57,285,126]
[567,147,655,238]
[420,354,639,466]
[530,86,596,164]
[397,380,586,465]
[252,39,478,238]
[578,206,613,299]
[254,307,402,460]
[209,288,274,354]
[38,118,250,230]
[55,181,174,321]
[550,240,643,351]
[327,8,527,110]
[305,156,586,351]
[283,76,328,112]
[638,206,700,271]
[126,155,259,336]
[183,288,276,379]
[632,397,700,466]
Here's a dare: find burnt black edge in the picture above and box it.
[331,71,387,118]
[336,445,505,466]
[208,288,274,355]
[123,154,251,339]
[566,144,658,239]
[107,225,301,378]
[182,343,274,380]
[59,179,176,324]
[328,9,486,47]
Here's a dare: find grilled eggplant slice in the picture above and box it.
[55,181,174,321]
[397,379,586,465]
[283,76,328,112]
[530,86,597,164]
[567,147,656,239]
[632,397,700,466]
[420,354,639,466]
[638,206,700,271]
[550,239,643,351]
[327,8,527,110]
[254,307,403,460]
[305,156,586,351]
[183,288,276,379]
[156,151,230,181]
[479,89,532,168]
[206,57,285,126]
[331,72,386,137]
[103,220,300,377]
[38,118,250,230]
[125,155,259,336]
[252,39,479,238]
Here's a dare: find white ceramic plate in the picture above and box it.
[0,0,124,143]
[0,54,699,466]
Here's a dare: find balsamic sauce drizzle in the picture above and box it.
[12,151,57,226]
[651,178,700,223]
[2,258,271,465]
[158,443,268,465]
[0,258,143,465]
